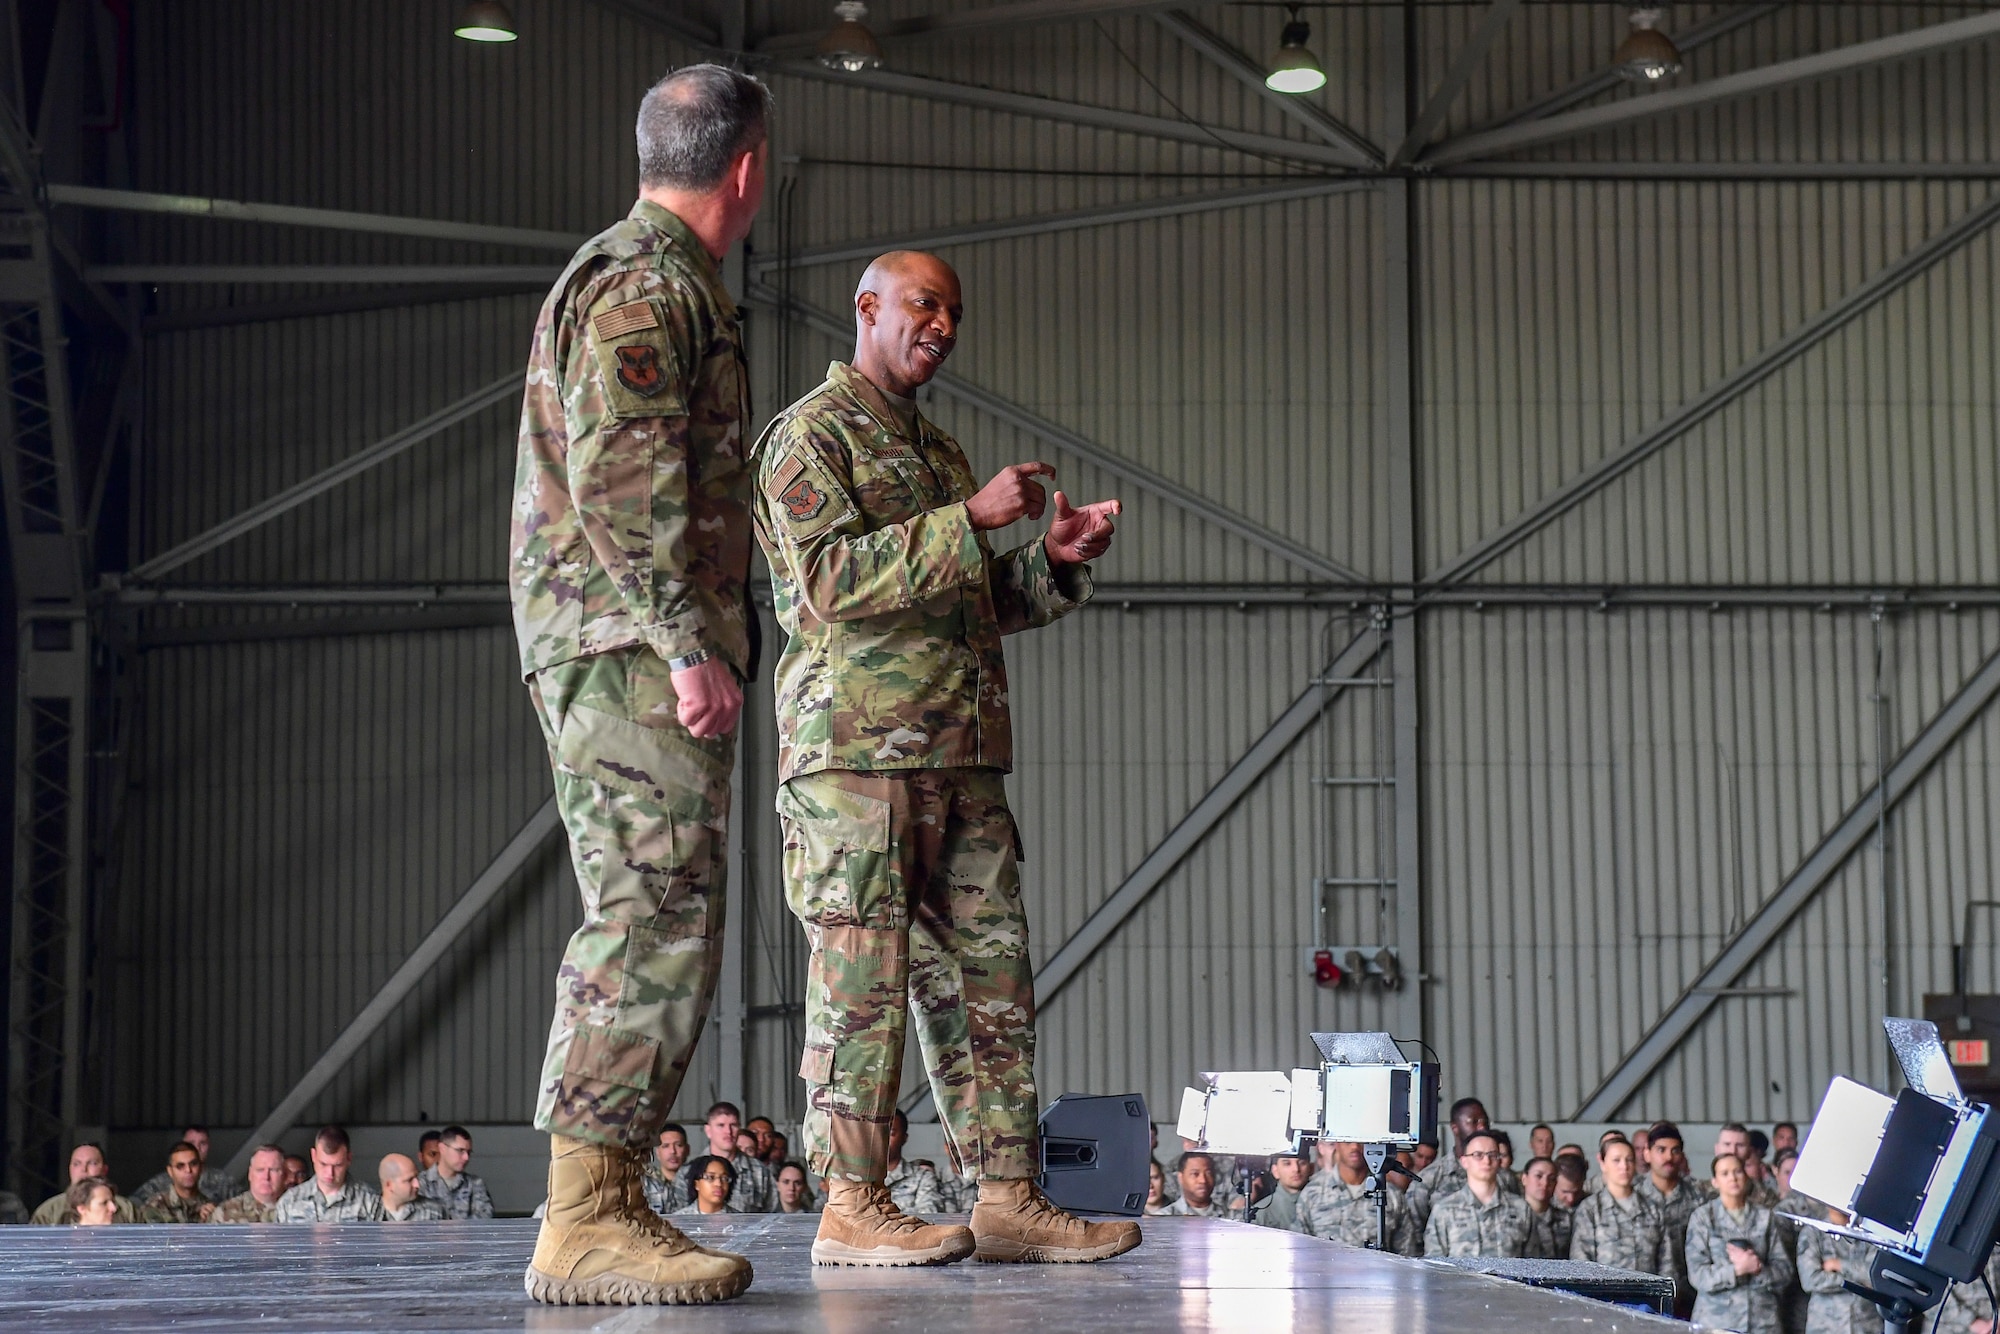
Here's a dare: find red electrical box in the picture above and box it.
[1312,950,1343,989]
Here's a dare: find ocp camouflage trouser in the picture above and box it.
[778,767,1038,1184]
[528,646,733,1149]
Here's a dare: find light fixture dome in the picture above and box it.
[1614,7,1682,82]
[454,0,518,42]
[1265,8,1327,94]
[817,1,884,72]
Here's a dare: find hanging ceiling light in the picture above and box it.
[816,1,884,72]
[1264,5,1327,94]
[454,0,518,42]
[1613,7,1682,82]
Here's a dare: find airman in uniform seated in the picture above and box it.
[382,1153,445,1222]
[1165,1153,1229,1218]
[643,1125,690,1217]
[1519,1156,1572,1260]
[1422,1099,1521,1200]
[30,1144,139,1225]
[884,1111,944,1216]
[673,1156,740,1217]
[139,1141,216,1223]
[274,1126,384,1223]
[132,1126,241,1206]
[210,1145,289,1224]
[1298,1140,1420,1255]
[71,1178,122,1226]
[416,1125,493,1219]
[776,1162,819,1214]
[1424,1131,1532,1258]
[1251,1149,1312,1232]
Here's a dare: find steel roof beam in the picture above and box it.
[1575,643,2000,1120]
[1389,0,1524,168]
[776,62,1363,170]
[1428,10,2000,167]
[91,264,560,285]
[47,184,587,251]
[755,0,1183,57]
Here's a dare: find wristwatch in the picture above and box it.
[667,648,713,672]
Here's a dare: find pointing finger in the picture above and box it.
[1014,461,1056,480]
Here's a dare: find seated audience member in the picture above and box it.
[210,1145,288,1223]
[678,1103,773,1214]
[139,1141,215,1223]
[1567,1138,1672,1277]
[882,1110,943,1215]
[282,1154,310,1192]
[416,1125,492,1219]
[1251,1148,1312,1231]
[30,1143,138,1225]
[1412,1142,1438,1174]
[1552,1153,1589,1209]
[275,1126,384,1222]
[1519,1156,1571,1260]
[417,1130,442,1173]
[1491,1130,1515,1174]
[1770,1122,1799,1158]
[71,1177,121,1226]
[938,1167,977,1213]
[1166,1152,1229,1218]
[1424,1130,1531,1258]
[674,1154,739,1216]
[766,1130,790,1168]
[1528,1125,1556,1163]
[381,1153,444,1222]
[0,1190,24,1225]
[1685,1152,1794,1334]
[745,1116,777,1164]
[1299,1141,1419,1255]
[1796,1209,1877,1334]
[1180,1135,1242,1214]
[133,1125,241,1205]
[644,1123,690,1216]
[1714,1124,1776,1207]
[1145,1160,1174,1217]
[775,1161,817,1215]
[1637,1121,1701,1313]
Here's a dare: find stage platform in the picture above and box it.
[0,1215,1686,1332]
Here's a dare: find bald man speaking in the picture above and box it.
[750,252,1133,1267]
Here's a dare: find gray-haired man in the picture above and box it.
[515,62,770,1307]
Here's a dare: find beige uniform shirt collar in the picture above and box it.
[627,199,734,313]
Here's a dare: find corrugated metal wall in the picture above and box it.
[107,0,2000,1143]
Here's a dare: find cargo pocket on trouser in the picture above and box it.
[537,699,731,1144]
[777,776,905,1180]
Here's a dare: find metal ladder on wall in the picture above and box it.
[1309,608,1403,992]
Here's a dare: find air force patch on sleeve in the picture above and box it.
[614,344,665,396]
[781,473,828,522]
[766,449,853,542]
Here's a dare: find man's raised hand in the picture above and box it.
[1044,490,1121,565]
[966,461,1054,531]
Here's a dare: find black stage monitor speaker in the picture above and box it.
[1038,1092,1149,1216]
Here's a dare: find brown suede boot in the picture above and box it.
[525,1135,753,1305]
[970,1178,1143,1263]
[812,1179,976,1267]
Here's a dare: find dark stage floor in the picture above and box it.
[0,1214,1687,1331]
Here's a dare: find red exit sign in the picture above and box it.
[1949,1039,1991,1067]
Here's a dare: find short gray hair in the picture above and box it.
[636,64,772,191]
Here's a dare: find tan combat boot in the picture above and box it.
[812,1179,976,1266]
[525,1135,753,1305]
[970,1178,1143,1263]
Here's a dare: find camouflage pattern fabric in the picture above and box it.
[1567,1190,1674,1275]
[527,645,733,1148]
[937,1170,977,1213]
[750,361,1090,784]
[642,1160,687,1215]
[1164,1195,1230,1218]
[1250,1184,1304,1233]
[1638,1174,1704,1301]
[1423,1188,1533,1258]
[779,767,1038,1184]
[386,1196,446,1222]
[672,1202,741,1216]
[1795,1226,1880,1334]
[1297,1176,1419,1255]
[1686,1199,1797,1334]
[886,1158,944,1215]
[207,1192,278,1224]
[1935,1246,2000,1334]
[273,1181,386,1223]
[1420,1156,1522,1200]
[416,1167,493,1219]
[30,1191,138,1225]
[134,1167,242,1205]
[139,1190,212,1224]
[677,1151,775,1214]
[1524,1201,1572,1260]
[511,199,753,681]
[1774,1190,1824,1334]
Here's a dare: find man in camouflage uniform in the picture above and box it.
[29,1143,139,1224]
[417,1126,494,1219]
[643,1124,690,1216]
[677,1102,775,1214]
[382,1154,447,1223]
[1639,1121,1705,1314]
[885,1110,944,1215]
[1251,1149,1311,1232]
[751,251,1132,1269]
[209,1145,288,1224]
[1421,1099,1520,1201]
[511,64,769,1307]
[132,1125,241,1206]
[1567,1139,1674,1278]
[139,1142,215,1223]
[1298,1141,1420,1255]
[1424,1131,1532,1258]
[274,1127,385,1223]
[1165,1153,1229,1218]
